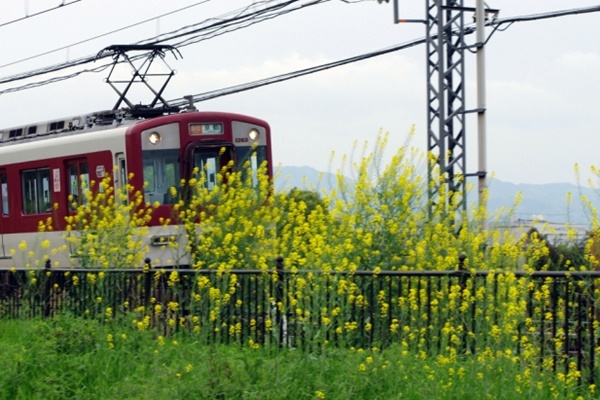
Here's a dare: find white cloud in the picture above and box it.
[556,51,600,70]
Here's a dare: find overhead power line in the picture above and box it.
[138,0,302,45]
[0,0,214,71]
[0,0,83,29]
[493,5,600,23]
[0,3,598,98]
[169,37,427,107]
[167,4,600,106]
[145,0,331,48]
[0,0,330,93]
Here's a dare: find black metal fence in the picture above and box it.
[1,260,599,384]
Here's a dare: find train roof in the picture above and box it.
[0,105,270,149]
[0,107,177,147]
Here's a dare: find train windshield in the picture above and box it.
[191,146,233,190]
[190,145,267,189]
[142,149,180,205]
[235,145,268,187]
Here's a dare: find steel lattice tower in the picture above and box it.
[426,0,468,213]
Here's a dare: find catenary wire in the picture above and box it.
[168,36,429,107]
[0,3,599,98]
[0,0,328,90]
[0,0,83,29]
[165,4,600,106]
[0,0,214,70]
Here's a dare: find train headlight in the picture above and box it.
[148,131,162,144]
[248,128,260,141]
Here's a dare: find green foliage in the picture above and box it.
[275,187,327,234]
[0,318,595,400]
[7,129,600,398]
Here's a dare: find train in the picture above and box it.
[0,103,272,268]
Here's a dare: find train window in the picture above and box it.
[115,152,127,202]
[142,149,180,205]
[143,162,156,191]
[67,161,89,210]
[21,168,51,214]
[1,171,8,216]
[28,126,37,135]
[49,121,65,131]
[193,150,222,190]
[236,145,267,187]
[9,128,23,139]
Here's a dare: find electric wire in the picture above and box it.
[0,3,598,100]
[168,36,427,107]
[0,0,329,92]
[0,0,286,81]
[165,4,600,106]
[167,1,330,49]
[0,0,83,29]
[137,0,290,45]
[142,0,331,48]
[0,64,112,95]
[492,5,600,24]
[0,0,214,70]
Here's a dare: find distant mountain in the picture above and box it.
[275,166,600,225]
[274,166,340,192]
[484,180,599,225]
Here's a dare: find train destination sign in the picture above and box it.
[189,123,223,135]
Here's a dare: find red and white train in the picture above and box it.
[0,104,272,268]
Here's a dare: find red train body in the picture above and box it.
[0,108,272,268]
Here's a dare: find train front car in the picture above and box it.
[125,111,272,267]
[0,110,272,269]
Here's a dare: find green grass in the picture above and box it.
[0,317,595,400]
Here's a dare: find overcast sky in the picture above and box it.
[1,0,599,187]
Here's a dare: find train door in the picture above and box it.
[0,169,8,259]
[190,144,235,190]
[66,159,89,211]
[193,151,219,190]
[114,152,127,194]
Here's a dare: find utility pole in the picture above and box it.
[475,0,487,218]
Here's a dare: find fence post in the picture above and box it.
[143,258,152,308]
[457,253,470,353]
[43,259,51,318]
[275,256,285,347]
[458,253,468,289]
